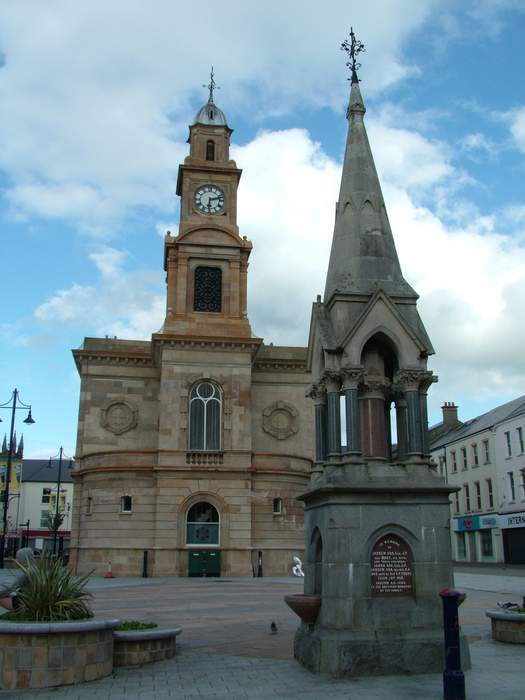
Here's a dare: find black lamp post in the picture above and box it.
[47,447,73,555]
[0,389,35,568]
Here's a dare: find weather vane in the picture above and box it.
[341,27,365,83]
[203,66,220,103]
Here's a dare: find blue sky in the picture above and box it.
[1,0,525,457]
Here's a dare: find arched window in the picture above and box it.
[194,266,222,312]
[186,501,219,545]
[206,139,215,161]
[189,381,222,450]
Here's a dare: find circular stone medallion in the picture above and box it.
[101,400,138,435]
[262,401,299,440]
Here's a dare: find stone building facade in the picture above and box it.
[69,93,313,577]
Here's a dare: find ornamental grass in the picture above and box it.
[5,549,93,622]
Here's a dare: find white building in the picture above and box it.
[430,396,525,565]
[17,459,74,554]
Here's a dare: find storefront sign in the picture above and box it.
[499,511,525,529]
[371,534,414,597]
[455,516,479,531]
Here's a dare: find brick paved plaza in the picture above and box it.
[1,569,524,699]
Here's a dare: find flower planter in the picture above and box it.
[486,610,525,644]
[284,594,321,624]
[113,627,182,667]
[0,618,119,690]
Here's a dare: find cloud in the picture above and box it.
[0,0,442,232]
[460,132,497,159]
[31,114,525,414]
[34,245,164,338]
[508,107,525,152]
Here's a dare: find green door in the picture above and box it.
[188,549,221,577]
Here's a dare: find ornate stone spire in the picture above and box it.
[323,31,416,302]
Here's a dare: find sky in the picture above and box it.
[1,0,525,458]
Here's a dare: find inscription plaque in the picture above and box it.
[370,534,414,597]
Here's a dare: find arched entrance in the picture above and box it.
[186,501,221,577]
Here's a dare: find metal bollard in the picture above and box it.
[142,550,148,578]
[439,588,466,700]
[257,550,263,578]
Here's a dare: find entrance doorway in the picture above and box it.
[503,528,525,564]
[188,549,221,577]
[186,501,221,576]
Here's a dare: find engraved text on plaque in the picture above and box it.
[370,534,414,597]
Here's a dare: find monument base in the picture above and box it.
[294,623,471,677]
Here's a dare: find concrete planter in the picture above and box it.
[486,610,525,644]
[113,627,182,667]
[0,618,119,690]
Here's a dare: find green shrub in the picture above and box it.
[116,620,158,631]
[5,550,93,622]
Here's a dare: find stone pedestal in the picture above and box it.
[295,461,470,677]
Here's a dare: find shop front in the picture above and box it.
[499,511,525,565]
[452,514,498,562]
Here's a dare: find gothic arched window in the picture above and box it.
[194,266,222,312]
[189,381,222,450]
[186,501,219,545]
[206,140,215,161]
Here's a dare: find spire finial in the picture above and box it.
[341,27,365,84]
[202,66,220,104]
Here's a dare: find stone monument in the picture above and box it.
[294,31,469,676]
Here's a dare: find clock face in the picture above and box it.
[194,185,225,214]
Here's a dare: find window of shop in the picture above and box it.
[486,478,494,508]
[87,496,93,515]
[451,450,457,472]
[482,439,490,463]
[508,472,515,501]
[456,532,466,558]
[518,427,524,454]
[505,431,512,457]
[481,529,493,557]
[461,447,467,470]
[272,498,283,515]
[42,488,51,504]
[474,481,482,510]
[40,510,50,527]
[464,484,470,512]
[471,444,479,467]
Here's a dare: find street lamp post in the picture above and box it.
[47,447,73,555]
[0,389,35,568]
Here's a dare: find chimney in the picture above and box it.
[441,402,459,426]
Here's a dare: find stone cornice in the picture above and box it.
[253,358,307,373]
[72,348,155,371]
[152,333,262,360]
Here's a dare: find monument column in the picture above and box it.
[323,371,342,461]
[341,367,363,455]
[359,380,390,459]
[394,394,409,461]
[307,381,328,480]
[394,370,434,458]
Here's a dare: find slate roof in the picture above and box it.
[21,459,74,483]
[430,395,525,450]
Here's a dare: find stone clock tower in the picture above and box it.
[70,75,314,578]
[164,82,252,340]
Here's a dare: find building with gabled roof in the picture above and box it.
[430,396,525,564]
